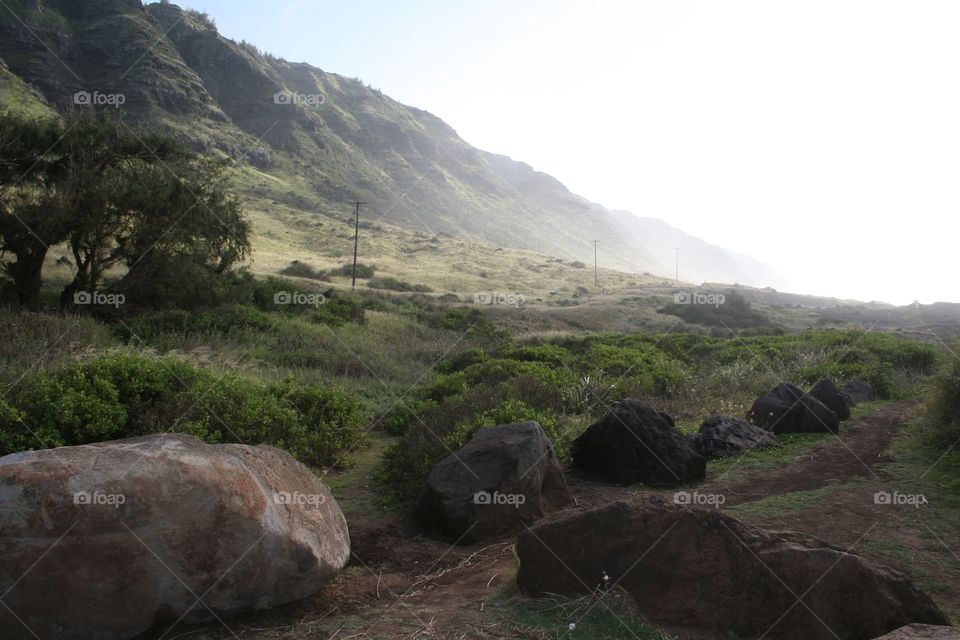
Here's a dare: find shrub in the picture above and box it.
[658,291,771,329]
[279,261,331,281]
[119,305,275,341]
[328,262,377,279]
[275,381,369,465]
[926,357,960,448]
[310,296,366,327]
[367,276,432,293]
[380,399,438,436]
[2,353,369,467]
[17,370,128,445]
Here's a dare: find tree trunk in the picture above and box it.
[7,247,47,308]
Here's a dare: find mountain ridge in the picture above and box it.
[0,0,789,289]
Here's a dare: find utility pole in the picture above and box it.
[591,240,599,288]
[351,200,367,289]
[675,247,680,282]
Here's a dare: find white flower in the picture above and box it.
[568,622,576,631]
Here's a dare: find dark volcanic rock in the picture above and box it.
[844,379,878,403]
[414,421,570,544]
[747,382,840,434]
[516,497,948,640]
[572,398,705,486]
[687,414,780,458]
[809,378,853,420]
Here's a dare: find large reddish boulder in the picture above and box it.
[0,434,350,640]
[516,497,947,640]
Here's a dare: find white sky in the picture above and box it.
[171,0,960,305]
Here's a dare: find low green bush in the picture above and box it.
[367,276,432,293]
[2,352,369,467]
[328,262,377,279]
[926,357,960,449]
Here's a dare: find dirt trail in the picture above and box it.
[153,402,958,639]
[707,402,909,504]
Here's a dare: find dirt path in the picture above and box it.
[149,402,958,639]
[706,402,908,504]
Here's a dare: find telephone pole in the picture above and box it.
[675,247,680,282]
[351,200,367,289]
[591,240,599,288]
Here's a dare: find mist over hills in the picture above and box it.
[0,0,789,288]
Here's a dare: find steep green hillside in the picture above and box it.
[0,0,785,287]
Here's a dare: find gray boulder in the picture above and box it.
[688,414,780,458]
[844,379,878,403]
[414,421,570,544]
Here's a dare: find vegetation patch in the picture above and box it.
[0,351,369,468]
[377,329,938,503]
[367,276,433,293]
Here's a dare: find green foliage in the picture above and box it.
[926,356,960,451]
[659,290,771,329]
[279,261,332,281]
[274,381,369,465]
[495,590,663,640]
[443,399,559,452]
[378,329,937,502]
[2,352,369,467]
[310,296,366,327]
[0,111,251,310]
[398,305,504,343]
[0,397,59,455]
[380,399,438,436]
[119,305,275,341]
[367,276,432,293]
[328,262,377,279]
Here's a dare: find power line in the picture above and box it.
[592,240,599,288]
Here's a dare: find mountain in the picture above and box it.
[0,0,786,288]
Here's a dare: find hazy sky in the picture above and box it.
[162,0,960,305]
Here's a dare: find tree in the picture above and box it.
[54,113,185,310]
[108,157,252,309]
[0,111,252,311]
[0,114,69,306]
